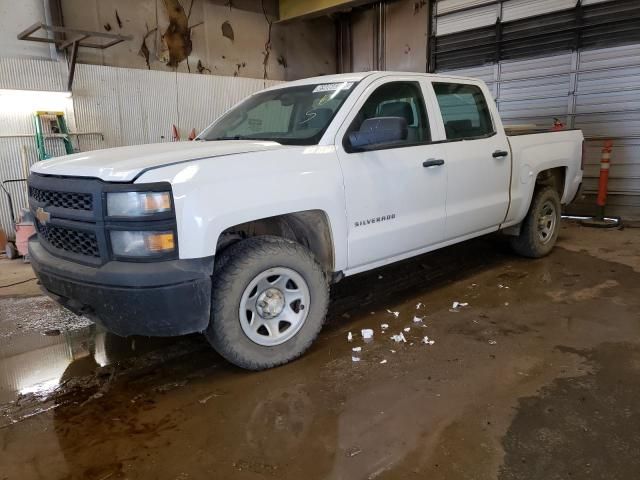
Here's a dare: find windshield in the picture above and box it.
[200,81,357,145]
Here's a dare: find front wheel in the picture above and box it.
[206,236,329,370]
[510,186,561,258]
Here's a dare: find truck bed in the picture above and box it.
[503,128,584,227]
[505,126,582,137]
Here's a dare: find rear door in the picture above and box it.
[431,80,511,240]
[335,77,447,271]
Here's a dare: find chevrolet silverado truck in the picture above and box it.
[27,72,583,369]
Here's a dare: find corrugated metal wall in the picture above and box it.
[0,57,281,238]
[434,0,640,219]
[0,59,74,238]
[72,64,280,151]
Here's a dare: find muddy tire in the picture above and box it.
[510,186,561,258]
[205,236,329,370]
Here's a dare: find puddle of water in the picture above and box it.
[0,290,200,408]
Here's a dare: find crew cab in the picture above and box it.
[27,72,583,369]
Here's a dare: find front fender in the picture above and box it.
[135,147,349,271]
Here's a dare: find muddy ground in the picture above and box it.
[0,221,639,480]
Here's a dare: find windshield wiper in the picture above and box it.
[208,135,255,141]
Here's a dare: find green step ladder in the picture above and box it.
[33,111,74,160]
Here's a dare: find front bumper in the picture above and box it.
[29,237,214,337]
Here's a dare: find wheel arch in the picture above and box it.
[535,166,566,200]
[215,209,336,274]
[503,167,566,237]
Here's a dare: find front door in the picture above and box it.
[336,79,448,271]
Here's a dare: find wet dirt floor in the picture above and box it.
[0,221,639,480]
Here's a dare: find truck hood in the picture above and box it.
[30,140,287,182]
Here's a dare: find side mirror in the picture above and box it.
[347,116,408,151]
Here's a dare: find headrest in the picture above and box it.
[379,101,414,125]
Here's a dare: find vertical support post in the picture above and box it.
[568,50,579,129]
[67,40,79,92]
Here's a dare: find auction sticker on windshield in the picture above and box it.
[313,82,354,93]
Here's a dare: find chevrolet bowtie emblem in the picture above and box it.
[35,207,50,225]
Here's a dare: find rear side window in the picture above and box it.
[433,82,494,140]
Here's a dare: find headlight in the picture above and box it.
[107,191,172,217]
[110,231,175,257]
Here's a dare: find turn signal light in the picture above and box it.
[145,232,175,253]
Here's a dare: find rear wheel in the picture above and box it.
[510,186,561,258]
[206,236,329,370]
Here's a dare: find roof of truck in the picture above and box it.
[263,71,480,91]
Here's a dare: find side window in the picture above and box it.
[346,81,431,148]
[433,82,494,140]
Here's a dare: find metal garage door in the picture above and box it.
[429,0,640,218]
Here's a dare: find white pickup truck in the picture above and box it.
[28,72,583,369]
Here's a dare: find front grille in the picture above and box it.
[36,222,100,258]
[29,186,93,211]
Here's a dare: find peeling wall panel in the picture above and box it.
[58,0,335,81]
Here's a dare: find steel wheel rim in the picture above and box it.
[537,200,557,244]
[239,267,310,346]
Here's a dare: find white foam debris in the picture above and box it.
[352,346,362,352]
[403,327,411,332]
[378,275,383,280]
[390,349,396,353]
[380,359,387,364]
[361,328,374,339]
[391,332,407,343]
[450,301,469,312]
[498,284,510,289]
[488,340,497,345]
[386,309,400,318]
[422,336,435,346]
[416,302,423,309]
[504,302,510,306]
[347,332,353,342]
[380,323,389,330]
[352,356,361,362]
[413,316,423,323]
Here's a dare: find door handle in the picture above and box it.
[423,159,445,168]
[493,150,509,158]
